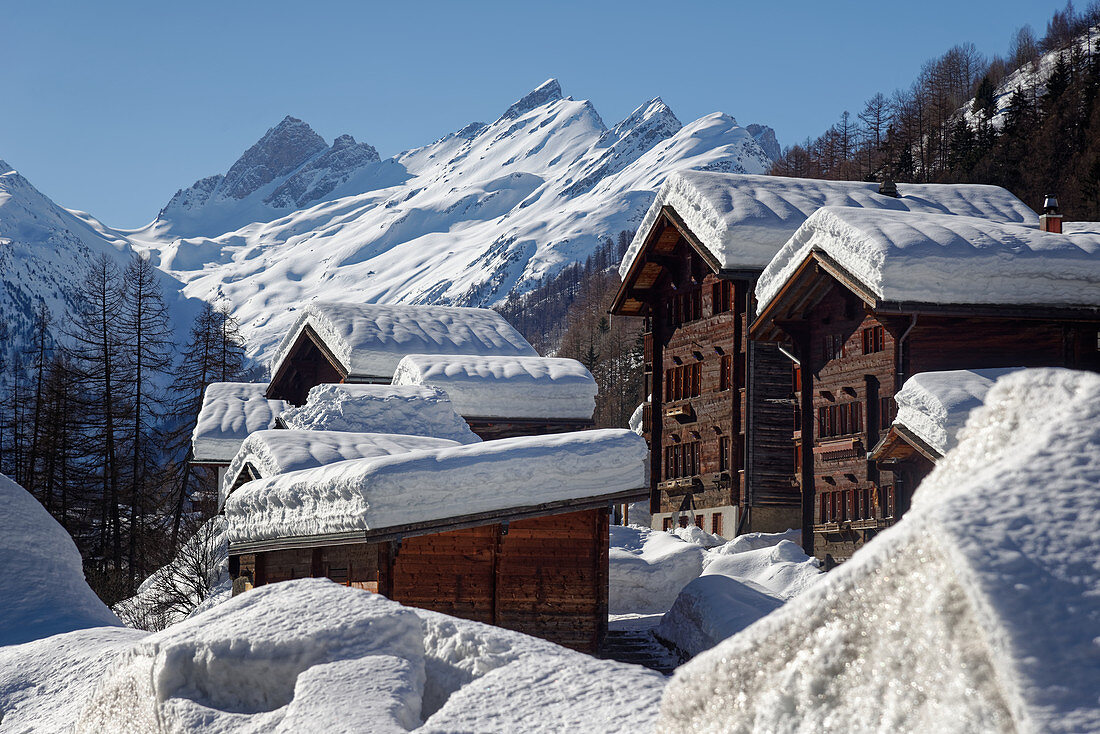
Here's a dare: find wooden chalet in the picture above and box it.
[266,301,538,405]
[225,429,649,653]
[750,205,1100,563]
[611,171,1037,536]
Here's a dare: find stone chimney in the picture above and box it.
[1039,194,1062,233]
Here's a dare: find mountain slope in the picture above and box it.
[0,161,197,371]
[128,80,776,369]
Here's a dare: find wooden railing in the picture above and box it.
[643,332,653,369]
[817,485,896,525]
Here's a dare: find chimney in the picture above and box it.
[1039,194,1062,233]
[878,173,899,198]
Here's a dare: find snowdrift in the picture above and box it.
[191,382,288,463]
[660,368,1100,733]
[0,473,122,646]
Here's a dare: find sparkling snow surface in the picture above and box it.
[391,354,597,420]
[0,474,122,646]
[892,368,1023,456]
[270,301,537,380]
[220,430,461,509]
[278,383,481,443]
[756,206,1100,311]
[619,171,1037,279]
[661,368,1100,733]
[226,429,648,544]
[191,383,289,463]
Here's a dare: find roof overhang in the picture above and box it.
[227,485,647,555]
[611,205,730,317]
[751,249,1100,342]
[868,424,942,464]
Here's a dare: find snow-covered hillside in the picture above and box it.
[125,80,775,368]
[0,162,197,368]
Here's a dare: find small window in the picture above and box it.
[712,280,734,315]
[711,513,723,536]
[663,516,673,531]
[862,325,885,354]
[694,514,704,529]
[719,354,733,391]
[719,437,729,471]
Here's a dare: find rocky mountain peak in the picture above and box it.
[746,123,781,162]
[221,116,328,200]
[500,79,564,121]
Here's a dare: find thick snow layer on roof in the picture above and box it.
[893,368,1024,456]
[279,383,481,443]
[226,429,648,543]
[0,473,122,646]
[660,368,1100,733]
[190,382,288,463]
[756,206,1100,312]
[220,430,460,509]
[619,171,1037,278]
[392,354,597,420]
[270,301,537,379]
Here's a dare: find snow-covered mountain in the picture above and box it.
[0,161,198,371]
[129,79,776,368]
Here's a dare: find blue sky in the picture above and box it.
[1,0,1071,227]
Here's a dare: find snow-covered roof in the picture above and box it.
[225,429,648,545]
[391,354,597,420]
[191,383,289,464]
[270,301,538,381]
[890,368,1024,457]
[619,171,1038,279]
[278,383,481,443]
[755,206,1100,313]
[660,368,1100,733]
[220,429,461,509]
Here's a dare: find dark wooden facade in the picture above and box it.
[611,206,800,535]
[752,251,1100,563]
[231,507,610,653]
[266,325,351,405]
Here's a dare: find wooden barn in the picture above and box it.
[750,205,1100,562]
[611,171,1037,536]
[265,301,538,404]
[190,382,289,492]
[225,429,648,653]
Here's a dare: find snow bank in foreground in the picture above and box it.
[66,580,664,733]
[392,353,597,420]
[0,473,121,646]
[660,368,1100,733]
[279,383,481,444]
[79,580,428,732]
